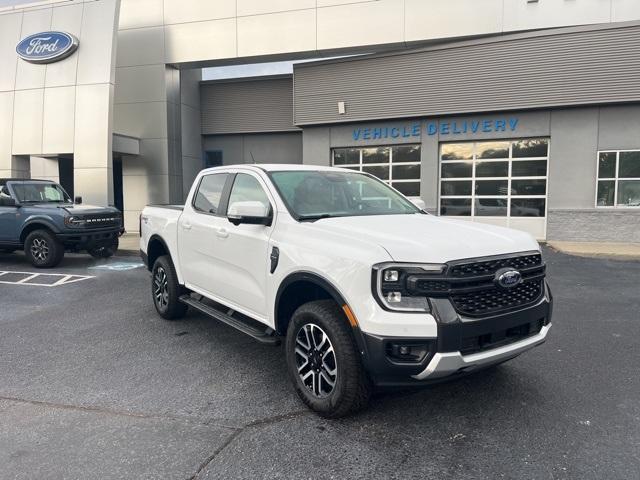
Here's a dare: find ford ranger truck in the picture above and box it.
[140,165,552,418]
[0,179,123,268]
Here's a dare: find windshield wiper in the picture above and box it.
[298,213,334,221]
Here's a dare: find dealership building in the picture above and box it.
[1,0,640,241]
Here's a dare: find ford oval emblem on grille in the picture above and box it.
[495,268,522,289]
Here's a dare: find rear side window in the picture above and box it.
[227,174,271,212]
[193,173,228,214]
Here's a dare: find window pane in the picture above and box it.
[441,181,472,196]
[598,152,616,178]
[441,162,472,178]
[392,145,420,163]
[477,141,509,159]
[475,180,508,196]
[475,198,508,216]
[596,180,615,206]
[393,182,420,196]
[362,164,389,180]
[362,147,389,164]
[511,199,546,217]
[512,139,548,158]
[392,164,420,180]
[440,198,471,216]
[617,180,640,206]
[476,161,508,177]
[228,174,270,212]
[511,179,546,196]
[619,151,640,178]
[441,143,473,160]
[512,160,547,177]
[333,148,360,165]
[193,174,228,214]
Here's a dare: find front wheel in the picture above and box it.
[88,239,119,259]
[151,255,188,320]
[24,229,64,268]
[285,300,372,418]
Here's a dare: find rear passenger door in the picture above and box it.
[178,172,230,295]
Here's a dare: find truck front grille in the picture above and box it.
[450,279,544,317]
[83,214,121,228]
[410,252,546,317]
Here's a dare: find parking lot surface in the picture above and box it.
[0,248,638,479]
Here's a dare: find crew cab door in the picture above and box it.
[178,172,231,297]
[211,172,275,320]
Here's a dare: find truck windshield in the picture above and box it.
[11,182,71,203]
[269,170,420,220]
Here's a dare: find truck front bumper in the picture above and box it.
[359,282,553,387]
[58,228,123,250]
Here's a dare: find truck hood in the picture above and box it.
[309,214,539,263]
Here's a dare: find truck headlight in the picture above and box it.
[64,215,85,227]
[372,262,445,312]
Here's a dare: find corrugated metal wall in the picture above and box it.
[201,76,298,134]
[294,23,640,125]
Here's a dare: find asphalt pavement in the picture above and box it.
[0,248,638,480]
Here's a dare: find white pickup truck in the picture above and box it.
[140,164,552,417]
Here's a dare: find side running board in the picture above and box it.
[179,294,280,346]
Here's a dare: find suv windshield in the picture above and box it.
[269,170,420,220]
[10,182,71,203]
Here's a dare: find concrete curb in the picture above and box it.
[547,241,640,260]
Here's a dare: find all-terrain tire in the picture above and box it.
[24,229,64,268]
[151,255,188,320]
[285,299,372,418]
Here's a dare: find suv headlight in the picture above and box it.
[64,215,85,227]
[372,262,445,312]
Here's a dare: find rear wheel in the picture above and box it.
[88,239,119,259]
[151,255,188,320]
[24,229,64,268]
[285,300,371,418]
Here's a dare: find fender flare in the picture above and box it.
[20,217,61,240]
[274,271,370,362]
[146,234,172,269]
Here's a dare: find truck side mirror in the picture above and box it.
[75,196,82,204]
[227,201,272,226]
[0,196,16,207]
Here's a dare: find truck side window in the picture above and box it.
[0,185,10,199]
[227,174,271,213]
[193,173,228,214]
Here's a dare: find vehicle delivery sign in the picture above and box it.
[16,31,79,64]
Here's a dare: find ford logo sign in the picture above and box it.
[495,268,522,289]
[16,31,79,64]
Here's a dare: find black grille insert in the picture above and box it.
[460,318,544,355]
[448,253,542,278]
[451,280,543,317]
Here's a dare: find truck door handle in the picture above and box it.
[216,228,228,239]
[182,222,192,230]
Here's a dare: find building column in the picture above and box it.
[0,155,30,178]
[30,156,59,183]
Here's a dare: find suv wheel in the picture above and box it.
[151,255,188,320]
[286,300,371,418]
[24,229,64,268]
[88,239,119,259]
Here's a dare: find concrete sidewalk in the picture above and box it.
[117,233,140,256]
[547,241,640,260]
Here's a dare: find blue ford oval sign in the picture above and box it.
[495,268,523,289]
[16,31,79,64]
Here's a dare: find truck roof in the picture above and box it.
[200,164,350,175]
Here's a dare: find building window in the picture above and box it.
[439,138,549,218]
[332,144,421,197]
[596,150,640,207]
[204,151,223,169]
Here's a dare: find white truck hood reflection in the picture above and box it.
[306,213,540,264]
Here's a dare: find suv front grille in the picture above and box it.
[84,214,121,228]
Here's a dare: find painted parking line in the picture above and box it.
[0,270,94,287]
